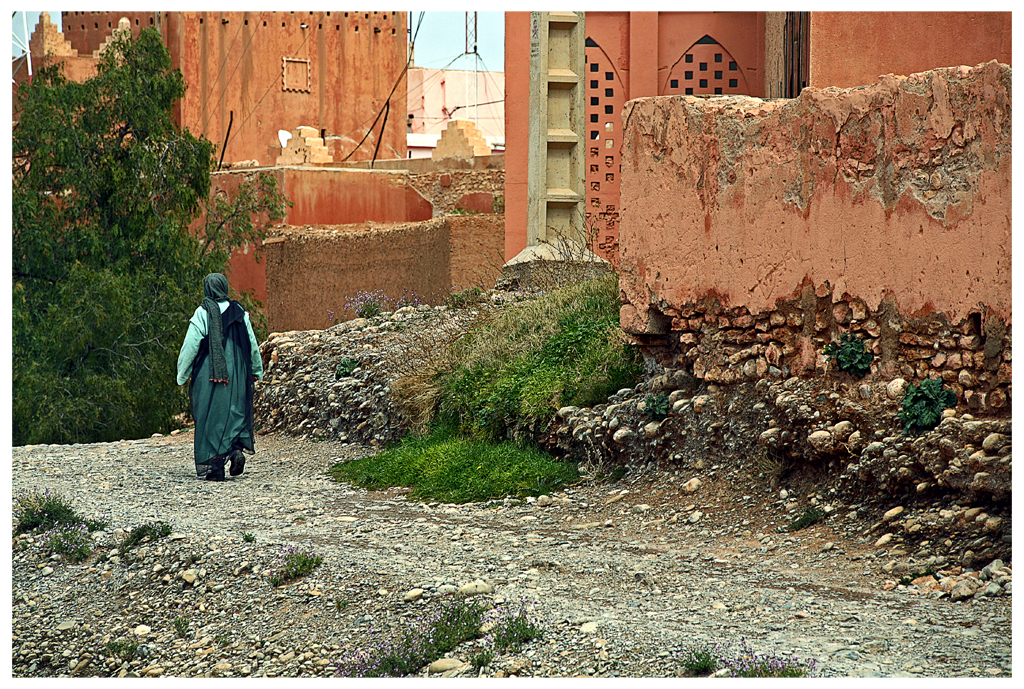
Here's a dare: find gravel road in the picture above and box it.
[10,431,1013,678]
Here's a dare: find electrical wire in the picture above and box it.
[223,11,325,153]
[198,12,266,137]
[195,13,248,135]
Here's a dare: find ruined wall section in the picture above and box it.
[618,62,1011,415]
[407,169,505,216]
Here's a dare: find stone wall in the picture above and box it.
[618,62,1011,416]
[262,216,504,332]
[407,169,505,217]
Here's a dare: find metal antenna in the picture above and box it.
[465,11,478,125]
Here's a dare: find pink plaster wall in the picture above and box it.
[618,61,1011,336]
[810,12,1012,90]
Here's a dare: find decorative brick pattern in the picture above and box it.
[275,126,333,166]
[431,120,492,161]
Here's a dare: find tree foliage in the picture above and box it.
[12,28,287,445]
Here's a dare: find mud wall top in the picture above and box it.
[809,12,1012,90]
[618,61,1011,334]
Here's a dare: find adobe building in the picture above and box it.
[504,11,1012,266]
[16,11,409,165]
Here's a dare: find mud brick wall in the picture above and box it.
[407,169,505,217]
[618,62,1011,413]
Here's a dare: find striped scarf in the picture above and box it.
[201,273,230,384]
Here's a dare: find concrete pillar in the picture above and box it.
[505,11,598,270]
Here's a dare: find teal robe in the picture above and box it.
[176,300,264,477]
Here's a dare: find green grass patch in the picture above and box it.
[118,520,173,555]
[783,506,825,532]
[40,522,93,563]
[329,427,578,504]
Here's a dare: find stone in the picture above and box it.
[875,533,893,547]
[181,569,199,585]
[950,577,984,601]
[612,428,635,443]
[808,430,834,452]
[428,658,465,674]
[982,433,1007,452]
[688,511,703,524]
[580,621,599,634]
[643,421,663,438]
[133,625,151,637]
[403,588,425,602]
[682,478,701,493]
[536,494,553,507]
[458,580,494,596]
[886,379,908,400]
[882,506,905,522]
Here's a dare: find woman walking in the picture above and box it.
[176,273,264,481]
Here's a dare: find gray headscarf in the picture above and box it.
[201,273,230,384]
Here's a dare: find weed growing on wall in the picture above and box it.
[899,378,957,434]
[823,333,873,377]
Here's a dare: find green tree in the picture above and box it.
[12,28,287,446]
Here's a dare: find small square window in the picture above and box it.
[606,72,613,80]
[605,88,614,97]
[715,87,722,94]
[699,62,707,71]
[605,105,613,114]
[715,53,722,62]
[715,71,722,80]
[591,63,599,72]
[685,54,693,63]
[605,122,614,132]
[670,79,678,89]
[590,114,599,123]
[729,62,738,71]
[729,79,738,88]
[590,131,600,140]
[591,80,598,88]
[591,97,599,105]
[685,71,693,80]
[699,79,708,88]
[685,88,693,95]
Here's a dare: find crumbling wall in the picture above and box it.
[262,215,505,332]
[407,169,505,216]
[618,61,1011,415]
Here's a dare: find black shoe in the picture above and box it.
[205,467,225,481]
[229,450,246,476]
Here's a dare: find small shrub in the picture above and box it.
[268,545,323,586]
[643,393,670,421]
[106,638,139,662]
[677,641,721,675]
[334,595,488,677]
[677,639,816,678]
[783,506,825,532]
[14,488,87,534]
[345,289,390,320]
[335,598,350,612]
[173,615,192,639]
[40,522,93,563]
[899,378,957,434]
[241,532,255,543]
[447,286,484,310]
[471,648,495,668]
[899,566,937,586]
[485,601,544,653]
[491,196,505,214]
[823,333,873,377]
[118,520,172,556]
[335,358,361,379]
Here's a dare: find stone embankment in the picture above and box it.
[252,294,1011,575]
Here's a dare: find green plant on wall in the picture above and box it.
[899,378,957,434]
[823,333,873,377]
